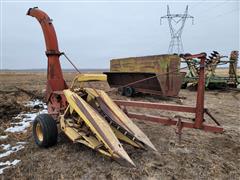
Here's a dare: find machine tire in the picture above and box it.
[33,114,58,148]
[124,87,135,97]
[181,83,188,89]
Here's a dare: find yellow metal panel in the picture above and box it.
[75,74,107,82]
[60,115,81,141]
[85,88,99,97]
[64,90,114,152]
[64,127,81,141]
[110,54,180,73]
[98,90,157,151]
[63,89,135,166]
[111,127,141,148]
[71,74,107,88]
[82,88,156,151]
[80,134,102,149]
[61,113,112,156]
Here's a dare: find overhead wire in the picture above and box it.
[190,0,232,14]
[190,0,208,12]
[198,0,231,14]
[192,0,238,21]
[213,7,239,18]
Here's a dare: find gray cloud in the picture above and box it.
[1,1,239,69]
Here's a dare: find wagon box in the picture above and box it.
[104,54,185,97]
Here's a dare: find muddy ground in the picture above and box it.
[0,72,239,179]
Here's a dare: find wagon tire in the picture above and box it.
[124,87,135,97]
[33,114,58,148]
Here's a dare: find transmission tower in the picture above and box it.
[161,5,194,54]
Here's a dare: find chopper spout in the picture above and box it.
[27,7,68,112]
[27,7,60,52]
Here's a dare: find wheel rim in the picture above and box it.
[124,87,133,97]
[36,123,43,142]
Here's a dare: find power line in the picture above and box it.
[213,7,239,18]
[160,5,194,54]
[190,0,208,11]
[187,1,238,26]
[201,0,235,16]
[199,6,238,24]
[189,0,237,23]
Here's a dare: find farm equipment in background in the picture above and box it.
[27,7,156,167]
[181,51,239,89]
[114,53,224,142]
[104,55,185,97]
[27,7,224,167]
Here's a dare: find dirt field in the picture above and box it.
[0,71,240,179]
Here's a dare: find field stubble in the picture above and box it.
[0,71,239,179]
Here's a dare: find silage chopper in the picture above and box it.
[27,7,156,167]
[27,7,224,167]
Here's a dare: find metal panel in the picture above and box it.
[106,54,184,97]
[110,54,180,73]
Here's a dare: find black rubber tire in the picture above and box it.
[123,87,135,97]
[181,83,188,89]
[33,114,58,148]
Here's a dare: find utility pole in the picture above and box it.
[161,5,194,54]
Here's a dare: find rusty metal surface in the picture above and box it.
[104,72,161,91]
[157,72,185,96]
[110,54,180,73]
[125,112,223,133]
[106,54,184,97]
[27,7,68,117]
[105,71,185,97]
[194,55,206,128]
[228,51,239,85]
[114,53,224,134]
[114,100,196,113]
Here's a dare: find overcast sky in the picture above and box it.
[0,0,239,69]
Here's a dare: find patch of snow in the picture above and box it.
[25,99,43,107]
[5,100,47,133]
[11,159,21,165]
[16,142,27,145]
[0,100,46,175]
[24,100,47,109]
[5,122,31,133]
[0,144,11,151]
[0,159,21,174]
[0,144,24,159]
[0,135,8,140]
[41,109,48,114]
